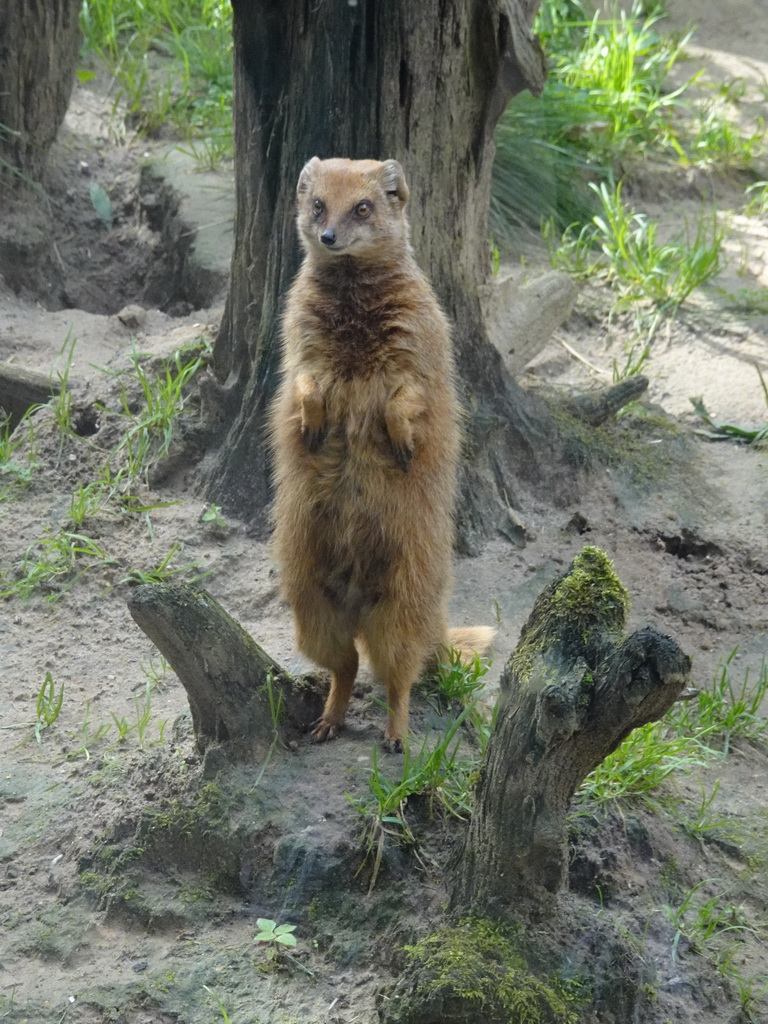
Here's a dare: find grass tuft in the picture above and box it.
[691,366,768,446]
[578,647,768,813]
[98,341,207,489]
[548,180,725,312]
[79,0,233,165]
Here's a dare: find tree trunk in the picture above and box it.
[455,546,692,914]
[127,582,324,762]
[0,0,82,183]
[0,362,65,430]
[202,0,549,550]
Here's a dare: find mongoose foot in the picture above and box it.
[382,734,404,754]
[391,442,413,473]
[302,424,327,453]
[309,716,342,742]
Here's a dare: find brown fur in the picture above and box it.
[270,157,493,750]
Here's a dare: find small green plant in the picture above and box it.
[110,681,166,748]
[349,743,419,891]
[662,880,754,966]
[34,673,65,745]
[745,180,768,216]
[140,653,170,691]
[67,701,113,761]
[676,779,727,842]
[254,917,297,950]
[691,366,768,447]
[612,341,651,382]
[200,503,228,533]
[550,181,725,312]
[110,710,133,743]
[202,985,234,1024]
[433,648,490,706]
[673,648,768,754]
[349,699,487,889]
[251,673,284,786]
[577,720,706,812]
[0,982,17,1014]
[49,331,79,455]
[122,541,209,586]
[133,681,154,747]
[1,530,115,601]
[253,918,312,975]
[68,481,111,527]
[100,342,206,488]
[0,412,38,498]
[684,108,766,170]
[724,969,768,1020]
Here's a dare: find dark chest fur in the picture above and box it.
[304,262,406,381]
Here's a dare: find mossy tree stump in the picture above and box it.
[127,582,323,761]
[455,546,691,913]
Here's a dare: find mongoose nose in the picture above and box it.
[320,229,337,246]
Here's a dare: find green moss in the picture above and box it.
[402,918,578,1024]
[78,780,244,923]
[550,547,629,633]
[177,881,218,905]
[79,870,114,900]
[545,396,684,483]
[135,782,231,861]
[512,546,629,687]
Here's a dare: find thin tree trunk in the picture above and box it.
[127,583,324,762]
[0,363,65,429]
[202,0,548,550]
[0,0,82,182]
[455,546,692,913]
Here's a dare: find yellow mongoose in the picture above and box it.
[270,156,493,750]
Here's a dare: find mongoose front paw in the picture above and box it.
[391,442,414,474]
[309,716,342,742]
[302,424,327,453]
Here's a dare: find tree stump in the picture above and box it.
[0,363,64,430]
[127,583,324,762]
[455,546,691,913]
[0,0,82,182]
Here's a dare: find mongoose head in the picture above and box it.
[296,157,411,262]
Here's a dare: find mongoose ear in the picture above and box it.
[379,160,409,205]
[297,157,322,197]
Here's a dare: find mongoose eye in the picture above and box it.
[355,201,372,218]
[313,199,324,216]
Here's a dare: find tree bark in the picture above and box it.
[455,546,691,913]
[0,0,82,183]
[565,375,649,427]
[202,0,550,550]
[127,582,323,761]
[0,362,64,429]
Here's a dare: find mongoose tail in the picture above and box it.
[443,625,496,663]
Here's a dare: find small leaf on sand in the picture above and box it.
[89,183,113,230]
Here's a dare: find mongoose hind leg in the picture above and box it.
[362,613,430,752]
[311,645,358,742]
[292,592,359,741]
